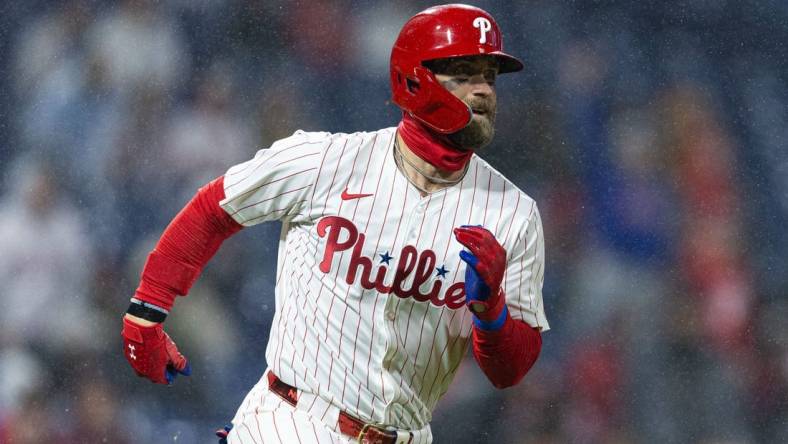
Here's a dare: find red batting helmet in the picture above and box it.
[390,4,523,134]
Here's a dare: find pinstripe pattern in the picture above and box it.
[220,128,548,440]
[228,376,352,444]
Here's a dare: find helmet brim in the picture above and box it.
[494,52,524,74]
[420,51,524,74]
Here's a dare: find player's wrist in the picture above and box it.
[126,297,168,323]
[124,313,160,327]
[472,304,509,331]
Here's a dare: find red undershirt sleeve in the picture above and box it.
[133,176,244,311]
[472,312,543,389]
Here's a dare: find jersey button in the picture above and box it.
[386,311,396,321]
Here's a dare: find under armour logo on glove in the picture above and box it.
[121,317,191,385]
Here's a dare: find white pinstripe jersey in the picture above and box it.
[220,127,549,431]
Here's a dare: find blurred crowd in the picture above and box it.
[0,1,786,443]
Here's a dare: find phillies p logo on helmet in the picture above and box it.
[473,17,492,44]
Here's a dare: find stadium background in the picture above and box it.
[0,0,786,442]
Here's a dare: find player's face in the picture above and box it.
[431,56,499,150]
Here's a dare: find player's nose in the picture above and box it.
[469,78,494,97]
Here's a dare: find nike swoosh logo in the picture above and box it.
[341,188,373,200]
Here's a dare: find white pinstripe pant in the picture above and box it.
[228,381,352,444]
[227,370,432,444]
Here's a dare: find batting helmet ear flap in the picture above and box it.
[392,66,472,134]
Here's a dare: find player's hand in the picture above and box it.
[453,225,507,322]
[121,315,191,385]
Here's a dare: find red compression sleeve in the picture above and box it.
[134,176,244,310]
[472,312,543,389]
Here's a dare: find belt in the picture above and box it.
[267,372,414,444]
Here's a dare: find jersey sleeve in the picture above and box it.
[503,201,550,331]
[219,130,328,226]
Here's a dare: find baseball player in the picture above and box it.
[121,4,548,444]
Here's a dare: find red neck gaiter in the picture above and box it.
[397,113,473,172]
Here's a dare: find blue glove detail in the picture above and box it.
[460,250,491,302]
[165,361,192,384]
[455,224,508,329]
[472,304,508,331]
[216,423,233,443]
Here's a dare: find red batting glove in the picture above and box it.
[121,317,191,385]
[453,225,507,322]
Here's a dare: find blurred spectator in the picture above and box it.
[0,347,45,417]
[0,390,60,444]
[62,377,132,444]
[12,1,92,99]
[162,61,253,201]
[663,86,754,356]
[0,155,101,351]
[285,0,353,74]
[86,0,189,95]
[107,83,176,251]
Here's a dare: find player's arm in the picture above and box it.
[122,131,324,384]
[121,176,243,384]
[469,308,542,389]
[454,219,544,389]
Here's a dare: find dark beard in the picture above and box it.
[447,110,496,150]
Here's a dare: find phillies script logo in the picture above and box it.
[317,216,466,309]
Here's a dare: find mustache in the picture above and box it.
[466,99,495,115]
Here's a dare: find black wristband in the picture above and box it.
[126,301,168,323]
